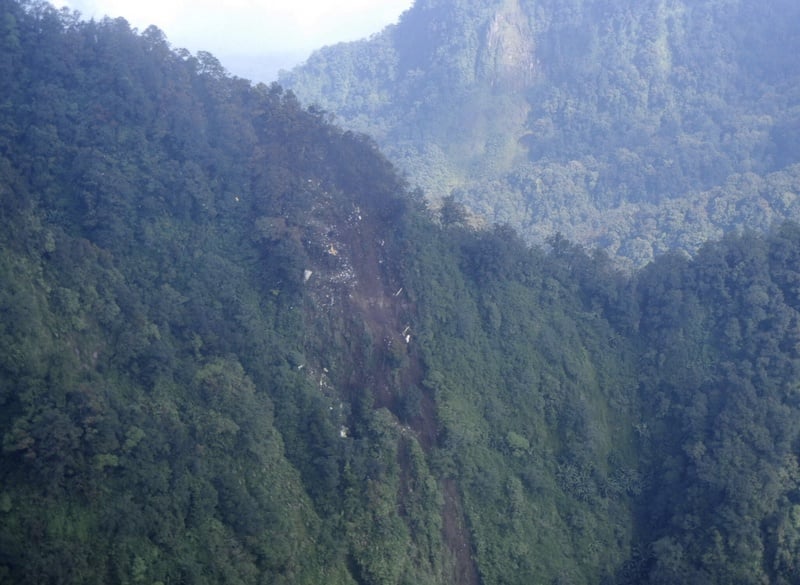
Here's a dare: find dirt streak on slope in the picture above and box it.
[340,209,480,585]
[302,190,478,585]
[443,479,480,585]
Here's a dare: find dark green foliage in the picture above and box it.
[630,227,800,584]
[0,2,420,583]
[392,209,642,584]
[5,1,800,584]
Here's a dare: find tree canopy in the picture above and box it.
[3,1,800,584]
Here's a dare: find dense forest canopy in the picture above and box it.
[281,0,800,269]
[3,1,800,584]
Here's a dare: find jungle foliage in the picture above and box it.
[281,0,800,269]
[3,1,800,584]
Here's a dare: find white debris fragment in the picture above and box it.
[303,269,313,282]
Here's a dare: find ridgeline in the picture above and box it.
[3,1,800,583]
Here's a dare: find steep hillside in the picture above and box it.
[281,0,800,268]
[631,224,800,583]
[5,2,800,584]
[0,2,637,583]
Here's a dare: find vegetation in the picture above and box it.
[281,0,800,269]
[3,1,800,584]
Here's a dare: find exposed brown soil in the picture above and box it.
[304,195,478,584]
[443,479,481,585]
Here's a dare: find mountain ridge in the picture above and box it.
[281,0,800,269]
[4,1,800,583]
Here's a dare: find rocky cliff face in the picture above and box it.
[479,0,537,90]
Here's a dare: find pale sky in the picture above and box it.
[54,0,414,81]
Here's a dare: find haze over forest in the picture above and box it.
[282,0,800,269]
[2,1,800,584]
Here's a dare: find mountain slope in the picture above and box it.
[0,2,430,582]
[0,2,636,583]
[5,2,800,584]
[281,0,800,268]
